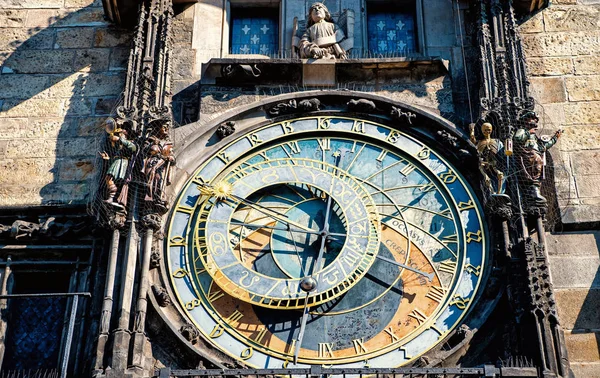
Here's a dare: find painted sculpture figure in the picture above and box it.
[99,119,137,209]
[470,122,505,194]
[299,2,348,59]
[143,122,175,214]
[513,111,562,204]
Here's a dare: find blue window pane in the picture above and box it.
[367,11,416,55]
[231,14,278,56]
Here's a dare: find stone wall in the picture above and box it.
[0,0,130,206]
[521,1,600,225]
[0,1,198,207]
[521,1,600,376]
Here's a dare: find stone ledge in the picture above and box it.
[558,201,600,224]
[201,57,449,86]
[547,231,600,257]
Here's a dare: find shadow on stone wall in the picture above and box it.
[572,233,600,364]
[0,4,130,206]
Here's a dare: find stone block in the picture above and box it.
[25,9,61,28]
[0,10,26,27]
[94,97,118,115]
[0,185,41,206]
[75,116,106,136]
[0,28,53,51]
[0,118,28,138]
[520,12,544,34]
[546,231,600,257]
[538,103,566,127]
[46,72,90,97]
[554,177,576,201]
[570,363,600,378]
[47,72,125,98]
[85,73,125,96]
[0,74,49,99]
[28,117,69,138]
[2,50,75,74]
[63,97,94,116]
[303,61,336,86]
[574,56,600,75]
[529,77,567,104]
[37,181,90,205]
[94,28,131,48]
[5,138,56,158]
[74,48,110,71]
[0,158,54,185]
[527,57,573,76]
[555,288,600,329]
[564,102,600,124]
[53,8,108,27]
[543,5,600,33]
[57,137,96,157]
[64,0,102,8]
[0,140,7,156]
[565,331,600,362]
[575,175,600,198]
[54,27,95,48]
[522,32,600,57]
[0,98,63,117]
[57,157,95,181]
[560,201,600,224]
[566,75,600,102]
[108,47,128,71]
[559,126,600,151]
[549,256,600,288]
[0,0,63,9]
[172,47,196,81]
[571,150,600,175]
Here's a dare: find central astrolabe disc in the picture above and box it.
[196,158,381,310]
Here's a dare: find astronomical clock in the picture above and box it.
[163,104,488,369]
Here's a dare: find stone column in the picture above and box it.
[130,220,158,371]
[0,257,13,369]
[112,205,141,371]
[94,227,122,374]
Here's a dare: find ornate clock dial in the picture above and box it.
[166,117,487,368]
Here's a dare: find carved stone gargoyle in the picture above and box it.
[292,3,354,59]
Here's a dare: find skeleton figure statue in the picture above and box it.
[470,122,505,195]
[513,111,562,205]
[299,2,348,59]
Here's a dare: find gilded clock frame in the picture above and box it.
[164,113,489,368]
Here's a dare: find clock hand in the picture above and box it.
[199,182,312,230]
[229,221,322,236]
[294,152,342,364]
[374,255,434,282]
[229,196,316,233]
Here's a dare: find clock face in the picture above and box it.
[166,116,487,368]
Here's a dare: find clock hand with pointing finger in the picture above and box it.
[293,150,343,364]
